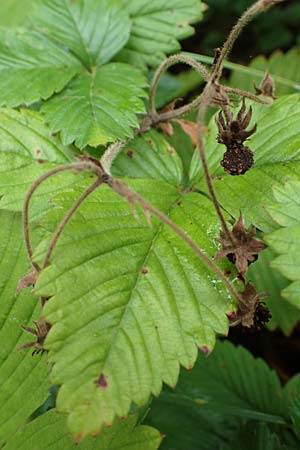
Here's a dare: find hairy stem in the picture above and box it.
[149,54,210,119]
[213,0,287,80]
[100,141,125,174]
[43,178,103,268]
[107,176,245,307]
[224,86,273,105]
[23,161,103,270]
[196,84,234,245]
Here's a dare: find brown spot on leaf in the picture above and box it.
[176,200,182,206]
[141,268,149,274]
[95,373,108,388]
[35,149,42,155]
[127,150,134,158]
[187,366,193,372]
[200,345,211,356]
[147,138,153,145]
[37,159,46,164]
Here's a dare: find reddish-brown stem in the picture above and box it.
[149,54,210,120]
[42,178,103,268]
[196,84,234,245]
[23,162,103,270]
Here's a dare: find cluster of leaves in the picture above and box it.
[1,0,300,449]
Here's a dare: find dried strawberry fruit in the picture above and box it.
[221,144,254,175]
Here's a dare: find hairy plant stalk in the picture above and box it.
[149,54,210,119]
[23,161,103,269]
[43,178,104,269]
[196,84,234,245]
[223,86,273,104]
[213,0,287,80]
[100,141,125,173]
[107,176,246,308]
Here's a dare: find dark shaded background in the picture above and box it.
[183,0,300,62]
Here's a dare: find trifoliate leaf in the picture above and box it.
[0,211,48,445]
[0,29,81,107]
[3,410,161,449]
[35,0,131,69]
[265,180,300,308]
[33,179,233,439]
[190,94,300,232]
[42,63,147,148]
[0,108,89,220]
[116,0,205,69]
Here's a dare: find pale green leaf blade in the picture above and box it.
[112,130,183,185]
[229,48,300,96]
[0,0,39,27]
[0,108,89,220]
[116,0,205,69]
[0,211,48,444]
[42,63,147,148]
[265,180,300,307]
[0,29,81,107]
[3,410,161,449]
[247,248,300,335]
[35,0,131,68]
[34,180,232,439]
[190,94,300,232]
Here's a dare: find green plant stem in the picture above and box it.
[107,176,245,308]
[42,178,104,269]
[23,162,103,270]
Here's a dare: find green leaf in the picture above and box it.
[116,0,204,69]
[229,48,300,96]
[190,94,300,232]
[35,0,131,69]
[146,341,290,450]
[0,29,81,107]
[224,422,283,450]
[0,211,48,444]
[247,248,300,335]
[42,63,147,148]
[0,108,89,220]
[0,0,39,27]
[265,180,300,308]
[112,130,183,185]
[34,179,233,439]
[3,410,161,449]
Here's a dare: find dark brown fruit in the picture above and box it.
[221,145,254,175]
